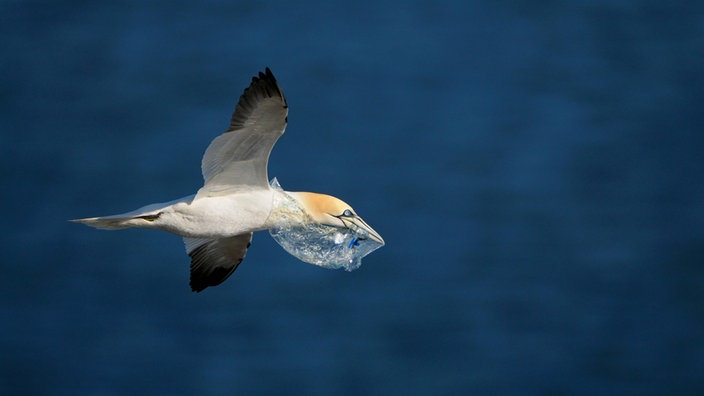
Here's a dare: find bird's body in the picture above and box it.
[73,68,384,292]
[87,189,275,238]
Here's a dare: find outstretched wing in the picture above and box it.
[198,68,288,196]
[185,233,253,292]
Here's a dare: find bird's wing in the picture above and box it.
[197,68,288,196]
[184,233,253,292]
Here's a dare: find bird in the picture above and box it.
[72,68,384,292]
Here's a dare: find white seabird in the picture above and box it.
[72,68,384,292]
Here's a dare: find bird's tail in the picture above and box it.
[70,213,161,230]
[71,196,193,231]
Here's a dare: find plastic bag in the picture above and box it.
[268,178,383,271]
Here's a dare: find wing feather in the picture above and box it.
[199,68,287,195]
[185,233,253,292]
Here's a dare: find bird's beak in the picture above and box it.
[341,216,385,245]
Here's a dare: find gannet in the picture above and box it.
[72,68,384,292]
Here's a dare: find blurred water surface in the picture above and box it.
[1,1,703,395]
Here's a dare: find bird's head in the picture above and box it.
[287,192,385,245]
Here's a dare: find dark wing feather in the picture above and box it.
[229,67,288,131]
[186,233,253,292]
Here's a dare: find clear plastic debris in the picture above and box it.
[268,178,383,271]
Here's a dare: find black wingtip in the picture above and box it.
[189,263,238,293]
[227,67,287,131]
[188,245,241,293]
[252,67,276,85]
[186,234,253,293]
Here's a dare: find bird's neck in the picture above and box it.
[264,189,314,229]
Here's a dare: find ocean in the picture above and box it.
[1,1,703,394]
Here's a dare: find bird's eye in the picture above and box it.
[342,209,353,217]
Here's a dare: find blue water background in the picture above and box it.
[2,1,703,394]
